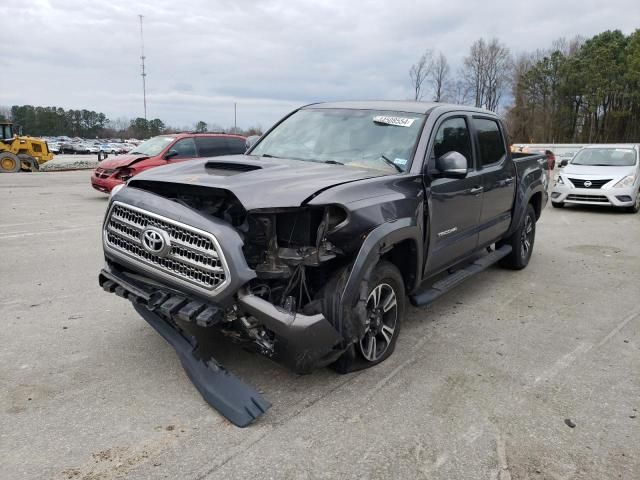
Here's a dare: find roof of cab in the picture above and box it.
[303,100,496,116]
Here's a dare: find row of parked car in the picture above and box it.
[44,137,141,155]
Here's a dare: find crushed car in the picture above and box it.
[98,101,548,426]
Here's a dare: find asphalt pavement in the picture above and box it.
[1,170,638,480]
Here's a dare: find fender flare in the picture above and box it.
[507,182,546,237]
[340,218,422,307]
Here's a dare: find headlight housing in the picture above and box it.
[614,175,636,188]
[555,176,564,186]
[115,167,133,181]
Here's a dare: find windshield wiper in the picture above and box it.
[380,154,402,172]
[324,160,344,165]
[261,154,279,158]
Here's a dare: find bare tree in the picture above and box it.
[409,50,433,100]
[430,52,450,102]
[462,38,512,111]
[450,78,471,105]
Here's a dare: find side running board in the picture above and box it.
[410,245,512,307]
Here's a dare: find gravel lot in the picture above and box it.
[1,170,639,480]
[40,154,104,171]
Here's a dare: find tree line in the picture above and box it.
[410,29,639,143]
[1,105,263,139]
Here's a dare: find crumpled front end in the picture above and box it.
[99,185,354,424]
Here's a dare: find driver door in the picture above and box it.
[424,115,483,274]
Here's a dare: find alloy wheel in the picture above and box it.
[520,214,534,260]
[358,283,398,362]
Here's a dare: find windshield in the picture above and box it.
[571,148,637,167]
[250,108,426,172]
[130,136,175,156]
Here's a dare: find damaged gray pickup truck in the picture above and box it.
[99,101,548,426]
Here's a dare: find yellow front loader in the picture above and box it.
[0,122,54,172]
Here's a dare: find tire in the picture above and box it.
[551,201,564,208]
[625,191,640,213]
[18,154,39,172]
[498,203,536,270]
[0,152,21,173]
[329,261,405,373]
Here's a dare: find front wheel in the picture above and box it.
[329,261,405,373]
[625,191,640,213]
[498,204,536,270]
[0,152,21,173]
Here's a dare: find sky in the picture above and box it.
[4,0,639,130]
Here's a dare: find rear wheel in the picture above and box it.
[329,261,405,373]
[499,204,536,270]
[0,152,21,173]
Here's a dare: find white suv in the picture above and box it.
[551,144,640,213]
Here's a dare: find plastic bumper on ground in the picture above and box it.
[551,185,637,207]
[98,265,344,425]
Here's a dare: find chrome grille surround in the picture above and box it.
[103,202,230,295]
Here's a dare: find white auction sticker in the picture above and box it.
[373,116,416,127]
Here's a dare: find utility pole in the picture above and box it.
[234,102,237,134]
[139,14,147,121]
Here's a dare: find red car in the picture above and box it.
[91,133,247,193]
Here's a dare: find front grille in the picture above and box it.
[104,203,228,291]
[568,178,611,189]
[95,168,114,179]
[566,194,610,203]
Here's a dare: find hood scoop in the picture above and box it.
[205,161,262,175]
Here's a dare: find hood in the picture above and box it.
[563,163,636,177]
[98,154,152,169]
[127,155,389,209]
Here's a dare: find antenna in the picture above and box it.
[138,14,147,121]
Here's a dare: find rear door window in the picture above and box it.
[195,137,232,157]
[473,118,506,167]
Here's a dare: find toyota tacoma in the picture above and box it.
[99,101,548,426]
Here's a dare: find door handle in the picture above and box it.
[504,177,514,185]
[469,186,484,195]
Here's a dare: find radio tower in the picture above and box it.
[138,14,147,121]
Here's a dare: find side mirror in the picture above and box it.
[164,149,178,160]
[436,151,468,178]
[559,159,569,167]
[245,135,260,152]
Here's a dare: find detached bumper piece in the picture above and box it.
[99,269,271,427]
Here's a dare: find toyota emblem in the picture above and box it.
[141,227,171,256]
[584,180,592,188]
